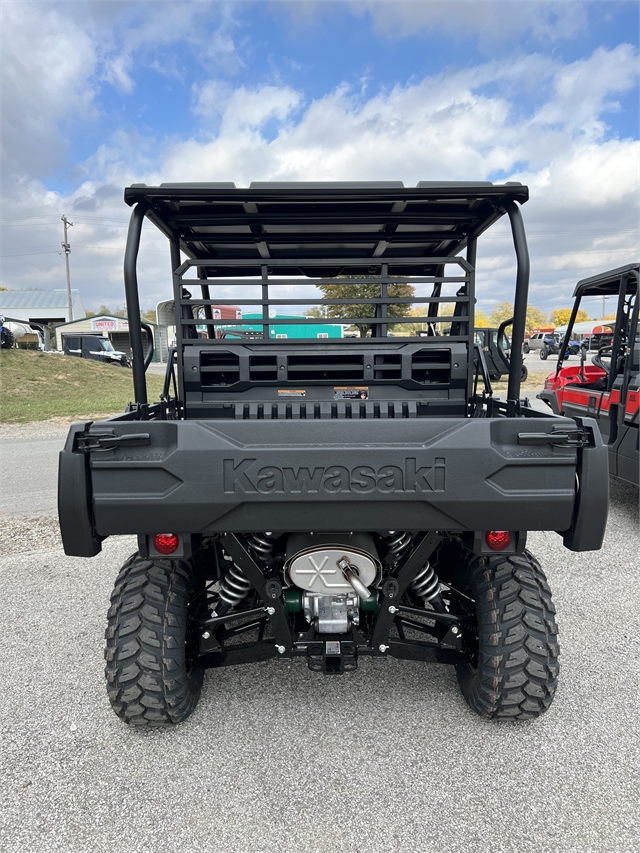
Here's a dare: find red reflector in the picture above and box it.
[153,533,179,555]
[485,530,511,551]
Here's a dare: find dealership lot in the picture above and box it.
[1,423,638,853]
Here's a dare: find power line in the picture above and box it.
[1,220,130,228]
[0,246,166,257]
[72,245,166,252]
[484,227,638,236]
[0,250,62,257]
[0,214,66,222]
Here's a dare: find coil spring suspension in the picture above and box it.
[218,564,252,611]
[246,532,275,560]
[384,531,412,564]
[409,561,444,610]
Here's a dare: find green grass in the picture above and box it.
[0,350,166,423]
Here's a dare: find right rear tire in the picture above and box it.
[539,347,548,360]
[104,553,205,726]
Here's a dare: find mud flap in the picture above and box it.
[562,416,609,551]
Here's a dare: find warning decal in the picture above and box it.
[334,387,369,401]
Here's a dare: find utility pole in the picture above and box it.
[61,215,73,321]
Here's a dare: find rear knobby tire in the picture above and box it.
[104,553,204,726]
[455,550,559,720]
[521,364,528,382]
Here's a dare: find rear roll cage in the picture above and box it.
[123,199,531,411]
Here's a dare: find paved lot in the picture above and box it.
[0,422,67,519]
[522,351,576,374]
[1,423,638,853]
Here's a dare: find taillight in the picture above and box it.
[485,530,511,551]
[153,533,180,555]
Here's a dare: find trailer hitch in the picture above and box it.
[75,431,151,453]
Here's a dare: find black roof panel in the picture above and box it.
[124,181,529,277]
[574,263,639,296]
[249,181,405,188]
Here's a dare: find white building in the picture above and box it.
[54,313,159,362]
[0,289,85,325]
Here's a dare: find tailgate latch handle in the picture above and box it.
[75,432,151,453]
[517,428,591,448]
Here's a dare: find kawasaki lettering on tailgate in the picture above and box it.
[223,458,446,494]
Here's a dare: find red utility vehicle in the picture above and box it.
[539,264,639,488]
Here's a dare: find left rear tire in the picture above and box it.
[105,553,205,726]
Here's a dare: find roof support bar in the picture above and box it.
[502,201,530,403]
[124,202,148,405]
[620,270,640,409]
[607,275,629,394]
[555,290,584,376]
[197,267,215,340]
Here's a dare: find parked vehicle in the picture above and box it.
[580,326,614,354]
[539,263,638,488]
[61,333,131,367]
[0,315,15,349]
[58,181,609,727]
[554,321,614,354]
[524,332,580,360]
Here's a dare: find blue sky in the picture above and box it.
[1,0,638,315]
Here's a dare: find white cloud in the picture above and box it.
[533,44,639,139]
[0,1,245,183]
[97,2,244,94]
[284,0,589,45]
[1,4,98,180]
[192,80,301,128]
[2,36,638,316]
[366,0,588,42]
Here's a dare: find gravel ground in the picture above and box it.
[1,424,638,853]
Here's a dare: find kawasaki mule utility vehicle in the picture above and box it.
[539,263,639,489]
[58,182,609,726]
[474,324,528,382]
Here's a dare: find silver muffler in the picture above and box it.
[285,533,380,599]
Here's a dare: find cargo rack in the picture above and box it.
[122,182,530,414]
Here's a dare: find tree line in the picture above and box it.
[86,305,156,324]
[305,279,594,334]
[86,292,602,334]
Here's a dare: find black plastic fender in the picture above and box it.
[562,416,609,551]
[58,423,103,557]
